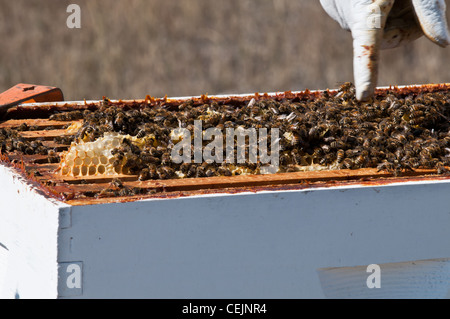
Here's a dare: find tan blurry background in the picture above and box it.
[0,0,449,101]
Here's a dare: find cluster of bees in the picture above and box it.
[2,83,450,184]
[0,124,59,161]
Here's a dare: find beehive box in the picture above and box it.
[1,84,450,299]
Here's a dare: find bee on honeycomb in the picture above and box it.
[58,132,156,177]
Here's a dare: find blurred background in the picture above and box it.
[0,0,449,101]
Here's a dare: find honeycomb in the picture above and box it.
[58,132,155,176]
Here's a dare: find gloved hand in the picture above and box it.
[320,0,450,101]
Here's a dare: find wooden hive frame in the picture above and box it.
[1,83,450,206]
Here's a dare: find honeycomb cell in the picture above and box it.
[66,152,76,161]
[74,157,83,166]
[88,166,97,176]
[66,159,74,167]
[72,166,80,176]
[111,139,120,148]
[98,165,106,174]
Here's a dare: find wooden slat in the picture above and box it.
[45,167,441,193]
[0,119,79,129]
[19,129,74,140]
[41,141,71,151]
[52,174,139,184]
[24,163,60,177]
[121,168,439,191]
[8,154,50,164]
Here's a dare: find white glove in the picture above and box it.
[320,0,450,101]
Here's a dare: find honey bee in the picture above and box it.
[313,148,324,158]
[13,140,26,152]
[148,166,159,179]
[426,144,441,156]
[24,146,34,155]
[161,152,172,166]
[419,152,433,167]
[336,149,345,163]
[407,157,420,169]
[128,187,144,196]
[97,188,115,198]
[115,187,131,197]
[330,140,346,149]
[218,166,232,176]
[338,82,355,93]
[377,161,394,172]
[320,153,336,165]
[77,125,95,142]
[123,153,140,169]
[381,122,394,135]
[341,158,353,169]
[47,149,60,163]
[114,112,126,126]
[112,152,125,167]
[409,110,424,119]
[409,117,425,126]
[395,133,408,145]
[155,166,168,179]
[409,104,423,112]
[321,144,331,154]
[179,162,192,174]
[135,129,146,139]
[195,166,206,178]
[17,123,29,131]
[436,163,450,175]
[163,166,175,179]
[280,153,291,166]
[440,136,450,147]
[290,150,303,165]
[186,164,198,178]
[205,168,216,177]
[138,168,151,181]
[354,150,369,167]
[109,178,124,189]
[105,120,114,132]
[140,153,160,165]
[289,132,301,146]
[323,136,335,143]
[308,126,320,139]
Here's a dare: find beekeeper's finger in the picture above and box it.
[412,0,450,47]
[351,0,394,101]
